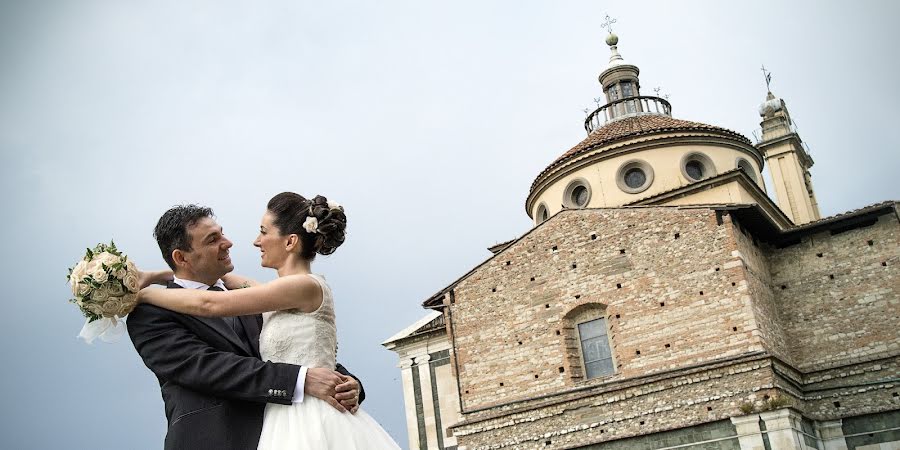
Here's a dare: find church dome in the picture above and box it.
[530,115,752,194]
[525,29,764,225]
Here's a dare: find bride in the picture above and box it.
[138,192,399,449]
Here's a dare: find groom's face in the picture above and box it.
[181,217,234,282]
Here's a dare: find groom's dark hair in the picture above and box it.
[154,204,215,270]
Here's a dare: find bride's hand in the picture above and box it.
[138,269,174,290]
[335,374,361,414]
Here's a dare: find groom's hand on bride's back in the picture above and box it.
[305,368,351,413]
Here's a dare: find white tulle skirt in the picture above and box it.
[257,396,400,449]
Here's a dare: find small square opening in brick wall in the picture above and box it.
[707,406,712,411]
[639,421,645,426]
[534,374,539,379]
[635,350,641,355]
[731,282,736,286]
[552,245,558,252]
[817,253,823,257]
[733,327,738,332]
[674,233,680,239]
[665,343,671,348]
[530,276,536,281]
[545,441,551,446]
[506,261,511,265]
[715,267,720,271]
[829,274,835,280]
[616,283,622,289]
[572,263,577,269]
[699,291,704,295]
[833,401,841,408]
[781,285,787,290]
[615,314,620,319]
[556,330,561,335]
[868,240,874,246]
[492,287,496,292]
[892,392,898,397]
[883,262,888,267]
[591,233,597,240]
[558,367,565,373]
[619,249,626,254]
[574,294,581,299]
[660,302,665,307]
[518,341,522,345]
[545,304,550,308]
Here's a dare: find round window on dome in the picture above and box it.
[616,160,654,194]
[680,152,717,182]
[563,179,592,209]
[624,168,646,189]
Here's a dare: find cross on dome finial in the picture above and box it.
[761,64,773,93]
[601,14,616,34]
[602,14,619,46]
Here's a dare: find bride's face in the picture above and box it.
[253,211,292,269]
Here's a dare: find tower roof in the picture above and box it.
[530,115,751,193]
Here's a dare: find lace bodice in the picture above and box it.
[259,274,337,369]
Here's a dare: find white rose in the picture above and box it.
[70,260,88,288]
[92,284,110,302]
[107,281,126,297]
[84,302,104,316]
[76,281,92,297]
[101,299,126,318]
[97,251,119,264]
[121,293,138,314]
[123,271,139,293]
[327,200,342,211]
[91,266,109,284]
[303,216,319,233]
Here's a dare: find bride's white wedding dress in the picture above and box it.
[256,274,400,449]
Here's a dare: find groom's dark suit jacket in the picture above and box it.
[127,282,364,450]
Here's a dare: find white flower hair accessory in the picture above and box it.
[327,200,342,211]
[302,216,319,234]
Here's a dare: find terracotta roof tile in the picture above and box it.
[530,115,752,193]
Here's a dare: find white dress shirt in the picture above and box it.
[172,276,307,403]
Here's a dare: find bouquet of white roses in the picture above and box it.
[67,241,140,343]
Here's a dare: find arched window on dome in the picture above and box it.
[562,303,616,382]
[736,158,758,182]
[535,203,549,225]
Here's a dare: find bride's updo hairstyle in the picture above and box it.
[267,192,346,260]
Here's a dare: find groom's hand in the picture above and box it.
[335,375,361,413]
[304,368,348,412]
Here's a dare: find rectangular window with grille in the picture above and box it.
[578,318,614,379]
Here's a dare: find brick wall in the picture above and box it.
[449,208,763,411]
[767,213,900,370]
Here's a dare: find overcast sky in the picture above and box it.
[1,1,898,448]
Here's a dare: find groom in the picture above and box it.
[128,204,364,449]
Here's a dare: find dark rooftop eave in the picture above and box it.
[625,169,794,230]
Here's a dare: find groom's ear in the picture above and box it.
[171,249,188,269]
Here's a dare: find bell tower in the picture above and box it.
[756,68,821,225]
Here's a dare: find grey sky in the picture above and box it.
[1,1,897,448]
